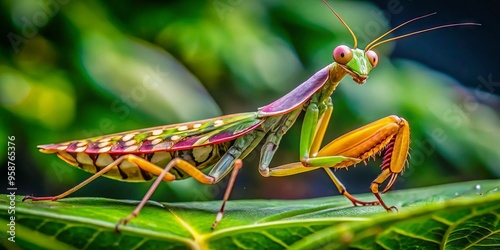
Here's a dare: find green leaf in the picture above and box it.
[1,180,499,249]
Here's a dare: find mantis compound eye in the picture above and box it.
[366,50,378,67]
[333,45,353,65]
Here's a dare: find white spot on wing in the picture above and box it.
[151,138,163,145]
[74,147,86,152]
[178,125,188,131]
[123,145,139,152]
[98,141,111,148]
[98,146,112,153]
[214,120,224,127]
[151,129,163,136]
[152,141,174,150]
[147,136,159,141]
[122,133,137,142]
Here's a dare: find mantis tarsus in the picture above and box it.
[23,1,479,230]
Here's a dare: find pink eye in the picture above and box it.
[333,45,353,65]
[366,50,378,67]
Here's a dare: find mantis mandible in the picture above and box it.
[23,1,478,230]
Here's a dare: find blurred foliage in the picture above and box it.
[0,0,499,204]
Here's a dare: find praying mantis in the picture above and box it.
[23,1,478,231]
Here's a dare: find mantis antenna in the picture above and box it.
[322,0,480,51]
[364,12,437,51]
[367,22,481,50]
[322,0,358,48]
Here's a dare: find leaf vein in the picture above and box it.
[392,228,441,244]
[168,207,199,240]
[261,231,290,248]
[130,238,148,250]
[464,229,500,250]
[81,228,102,250]
[232,237,249,249]
[431,215,453,226]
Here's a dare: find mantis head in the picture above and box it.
[322,0,479,85]
[332,46,377,84]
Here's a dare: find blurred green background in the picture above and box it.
[1,0,499,203]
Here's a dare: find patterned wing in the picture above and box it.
[39,112,262,154]
[258,64,330,116]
